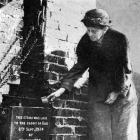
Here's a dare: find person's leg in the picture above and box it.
[111,85,138,140]
[88,101,112,140]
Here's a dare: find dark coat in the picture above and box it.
[61,28,131,93]
[61,28,138,140]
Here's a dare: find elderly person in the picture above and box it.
[42,9,138,140]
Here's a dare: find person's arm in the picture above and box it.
[41,87,66,103]
[41,35,89,103]
[61,61,89,91]
[41,60,89,103]
[61,34,90,91]
[119,35,132,96]
[105,35,132,104]
[74,69,89,89]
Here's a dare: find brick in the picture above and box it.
[51,126,72,134]
[56,135,63,140]
[49,64,68,74]
[65,101,88,110]
[51,50,66,57]
[57,57,66,65]
[55,118,63,126]
[44,71,58,81]
[48,135,56,140]
[45,54,58,63]
[60,91,73,100]
[52,109,73,117]
[72,110,88,119]
[75,127,88,135]
[53,99,65,108]
[49,82,61,90]
[64,135,80,140]
[63,118,87,126]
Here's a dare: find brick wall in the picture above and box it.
[0,0,23,96]
[45,0,96,139]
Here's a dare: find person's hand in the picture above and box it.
[105,92,119,104]
[74,70,89,89]
[41,88,66,103]
[74,78,86,89]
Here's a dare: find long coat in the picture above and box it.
[61,28,138,140]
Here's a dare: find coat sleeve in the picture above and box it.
[119,35,132,96]
[61,35,89,91]
[122,36,132,74]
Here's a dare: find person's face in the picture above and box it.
[86,27,105,41]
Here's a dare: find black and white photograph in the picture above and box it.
[0,0,140,140]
